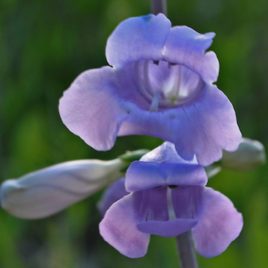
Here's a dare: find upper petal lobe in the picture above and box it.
[163,26,219,83]
[106,14,171,68]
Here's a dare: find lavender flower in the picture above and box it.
[99,143,243,258]
[59,14,241,166]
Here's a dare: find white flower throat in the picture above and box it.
[136,60,202,111]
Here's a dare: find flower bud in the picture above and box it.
[222,138,266,171]
[205,165,222,179]
[0,159,125,219]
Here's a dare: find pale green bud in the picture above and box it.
[222,138,266,171]
[0,159,125,219]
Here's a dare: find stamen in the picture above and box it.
[163,65,182,106]
[149,91,161,112]
[135,59,200,109]
[175,65,182,100]
[167,187,176,220]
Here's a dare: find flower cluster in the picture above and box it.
[0,13,245,260]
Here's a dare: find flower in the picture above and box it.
[99,142,243,258]
[59,13,241,166]
[0,159,125,219]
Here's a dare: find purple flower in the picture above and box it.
[99,143,243,258]
[59,14,241,166]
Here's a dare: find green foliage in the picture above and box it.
[0,0,268,267]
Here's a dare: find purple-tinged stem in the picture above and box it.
[176,231,199,268]
[151,0,167,15]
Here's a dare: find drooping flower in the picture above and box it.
[99,142,243,258]
[59,13,241,166]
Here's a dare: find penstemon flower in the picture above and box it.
[59,13,241,166]
[99,142,243,258]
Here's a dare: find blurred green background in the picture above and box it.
[0,0,268,267]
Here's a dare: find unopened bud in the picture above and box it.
[222,138,266,171]
[0,159,125,219]
[205,165,222,179]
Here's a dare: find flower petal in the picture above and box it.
[106,14,171,68]
[0,159,123,219]
[126,161,165,192]
[140,142,189,163]
[99,194,150,258]
[126,161,207,192]
[173,85,242,165]
[172,186,203,219]
[138,219,197,238]
[134,189,197,237]
[59,67,127,151]
[192,187,243,257]
[98,178,128,216]
[163,26,219,83]
[119,84,241,166]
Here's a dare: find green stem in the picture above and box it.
[176,231,199,268]
[119,149,149,172]
[151,0,167,15]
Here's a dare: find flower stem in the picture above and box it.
[151,0,167,15]
[176,231,198,268]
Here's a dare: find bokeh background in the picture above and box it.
[1,0,268,267]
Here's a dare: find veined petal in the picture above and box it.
[119,84,241,166]
[126,161,165,192]
[173,85,242,165]
[134,188,198,237]
[163,26,219,83]
[126,161,207,192]
[106,14,171,68]
[192,187,243,257]
[0,159,124,219]
[99,194,150,258]
[172,186,203,219]
[59,67,127,151]
[98,178,128,216]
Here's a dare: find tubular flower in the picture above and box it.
[99,142,243,258]
[59,13,241,166]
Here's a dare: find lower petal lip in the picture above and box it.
[137,218,198,237]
